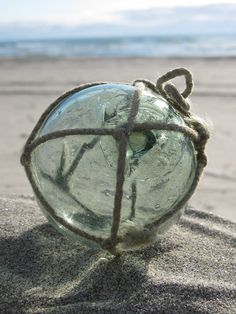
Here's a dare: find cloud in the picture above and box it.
[119,4,236,29]
[0,3,236,40]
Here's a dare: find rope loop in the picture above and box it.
[156,68,193,115]
[156,68,193,98]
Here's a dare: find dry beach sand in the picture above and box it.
[0,58,236,313]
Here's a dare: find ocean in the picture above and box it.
[0,34,236,58]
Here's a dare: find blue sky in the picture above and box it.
[0,1,236,39]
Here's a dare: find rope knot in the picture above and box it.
[113,122,134,142]
[112,125,129,142]
[189,119,210,150]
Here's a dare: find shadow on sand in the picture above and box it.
[1,222,179,313]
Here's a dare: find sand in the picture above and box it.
[0,195,235,313]
[0,57,236,221]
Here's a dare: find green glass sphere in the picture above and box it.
[29,83,196,250]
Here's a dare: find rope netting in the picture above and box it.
[21,68,210,254]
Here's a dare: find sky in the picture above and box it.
[1,0,236,25]
[0,1,236,39]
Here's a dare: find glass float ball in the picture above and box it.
[30,83,197,251]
